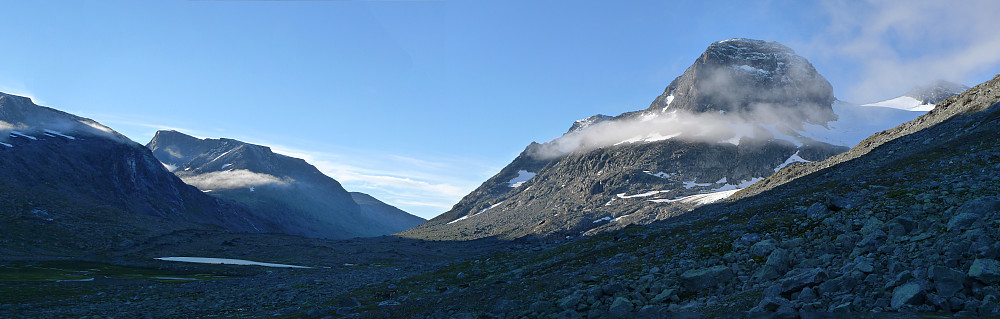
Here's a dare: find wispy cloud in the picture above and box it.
[799,0,1000,102]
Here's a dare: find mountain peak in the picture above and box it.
[703,38,798,63]
[567,114,613,133]
[1,91,128,142]
[649,38,836,125]
[904,80,969,105]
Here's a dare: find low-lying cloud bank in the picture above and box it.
[529,103,837,160]
[181,169,291,190]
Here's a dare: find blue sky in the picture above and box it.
[2,0,999,219]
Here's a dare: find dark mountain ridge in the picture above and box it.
[350,192,427,234]
[0,93,269,256]
[148,130,424,239]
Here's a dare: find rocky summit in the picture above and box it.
[650,38,837,125]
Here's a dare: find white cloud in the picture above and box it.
[161,162,178,172]
[800,0,1000,102]
[180,169,290,190]
[0,120,18,131]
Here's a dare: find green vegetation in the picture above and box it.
[0,260,229,283]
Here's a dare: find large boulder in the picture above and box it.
[891,282,925,309]
[681,265,735,291]
[778,268,828,294]
[969,259,1000,284]
[930,266,966,298]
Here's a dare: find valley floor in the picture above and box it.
[0,233,515,318]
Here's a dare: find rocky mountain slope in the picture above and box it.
[0,93,268,256]
[148,130,424,239]
[732,77,989,202]
[401,38,932,241]
[350,192,427,234]
[338,72,1000,318]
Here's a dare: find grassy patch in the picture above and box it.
[0,283,98,304]
[0,260,229,283]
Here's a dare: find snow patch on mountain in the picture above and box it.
[660,95,675,112]
[447,214,471,225]
[645,171,674,179]
[592,216,612,223]
[683,180,713,189]
[617,190,669,199]
[10,131,37,140]
[649,189,741,205]
[508,170,536,187]
[479,201,504,214]
[714,177,764,191]
[43,129,76,140]
[864,96,934,112]
[774,151,809,172]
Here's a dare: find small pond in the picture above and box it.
[155,257,312,269]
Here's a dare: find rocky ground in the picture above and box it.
[0,232,514,318]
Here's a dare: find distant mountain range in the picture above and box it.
[400,38,968,241]
[0,93,267,256]
[0,93,423,257]
[148,130,424,239]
